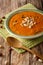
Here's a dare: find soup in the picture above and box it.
[9,11,43,36]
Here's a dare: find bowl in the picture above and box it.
[4,9,43,39]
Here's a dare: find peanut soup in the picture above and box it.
[9,11,43,36]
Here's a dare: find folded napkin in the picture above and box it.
[0,3,43,53]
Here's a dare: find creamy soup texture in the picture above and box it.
[9,11,43,36]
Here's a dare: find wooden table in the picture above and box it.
[0,0,43,65]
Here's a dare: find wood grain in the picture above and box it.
[0,0,43,65]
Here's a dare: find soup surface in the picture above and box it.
[9,11,43,36]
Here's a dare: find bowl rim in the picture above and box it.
[4,9,43,39]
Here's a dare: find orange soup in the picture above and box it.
[9,11,43,36]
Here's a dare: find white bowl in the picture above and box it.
[4,9,43,39]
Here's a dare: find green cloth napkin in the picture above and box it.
[0,3,43,53]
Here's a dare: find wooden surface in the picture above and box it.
[0,0,43,65]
